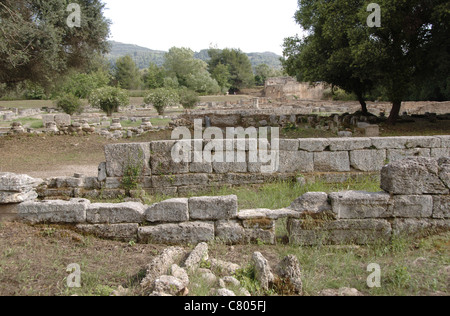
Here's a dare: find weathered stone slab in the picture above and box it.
[387,148,430,163]
[432,196,450,219]
[279,151,314,173]
[183,242,209,271]
[86,202,145,224]
[298,138,330,152]
[145,198,189,223]
[76,223,138,241]
[215,220,245,245]
[370,137,408,149]
[151,140,189,175]
[314,151,350,172]
[54,114,71,126]
[330,191,391,219]
[388,195,433,218]
[244,227,275,245]
[437,135,450,148]
[392,218,450,236]
[242,218,275,230]
[438,157,450,189]
[189,195,238,220]
[151,174,209,188]
[431,148,450,158]
[18,198,90,224]
[0,190,38,204]
[380,157,448,195]
[252,252,274,291]
[350,149,387,172]
[288,218,392,245]
[138,222,215,244]
[0,173,42,192]
[328,138,372,151]
[0,204,19,222]
[105,143,151,177]
[290,192,331,213]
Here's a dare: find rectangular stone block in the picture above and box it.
[76,223,139,241]
[0,173,42,192]
[432,196,450,219]
[105,143,151,177]
[138,222,215,244]
[437,135,450,148]
[314,151,350,172]
[151,141,189,175]
[18,198,90,224]
[0,204,18,222]
[151,174,209,188]
[54,114,71,126]
[350,149,387,172]
[330,191,391,219]
[189,195,238,220]
[244,227,275,245]
[431,148,450,158]
[387,148,430,163]
[328,138,372,151]
[392,218,450,236]
[215,220,246,244]
[298,138,330,152]
[145,198,189,223]
[380,157,449,195]
[0,190,37,204]
[288,218,392,245]
[279,151,314,173]
[86,202,145,224]
[388,195,433,218]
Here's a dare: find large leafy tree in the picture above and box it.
[283,0,449,123]
[208,48,255,92]
[0,0,110,91]
[113,55,142,90]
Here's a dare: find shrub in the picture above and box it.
[144,88,180,115]
[178,88,200,109]
[89,87,129,116]
[55,93,84,115]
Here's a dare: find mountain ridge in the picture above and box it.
[106,41,283,70]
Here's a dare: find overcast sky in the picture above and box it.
[102,0,303,55]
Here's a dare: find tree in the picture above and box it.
[211,63,232,93]
[55,93,84,115]
[163,47,219,94]
[207,48,255,92]
[144,88,180,115]
[143,62,165,90]
[57,70,110,99]
[178,88,200,110]
[254,64,284,86]
[89,87,129,116]
[113,55,142,90]
[283,0,450,123]
[0,0,110,92]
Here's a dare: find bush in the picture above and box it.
[144,88,180,115]
[89,87,129,116]
[54,93,83,115]
[178,88,200,109]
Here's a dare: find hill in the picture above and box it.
[107,41,283,71]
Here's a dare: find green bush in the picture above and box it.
[89,87,129,116]
[144,88,180,115]
[178,88,200,109]
[54,93,83,115]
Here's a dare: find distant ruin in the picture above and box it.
[264,77,326,100]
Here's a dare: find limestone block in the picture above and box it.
[288,218,392,245]
[387,148,430,163]
[437,135,450,148]
[189,195,238,220]
[431,148,450,158]
[105,143,151,177]
[290,192,331,213]
[244,227,275,245]
[388,195,433,218]
[138,222,215,244]
[215,220,245,245]
[432,196,450,219]
[350,149,387,172]
[145,198,189,223]
[0,173,42,192]
[76,223,138,241]
[279,151,314,173]
[370,137,409,149]
[151,141,189,175]
[298,138,330,152]
[54,114,71,126]
[0,204,19,222]
[330,191,391,219]
[183,242,209,271]
[151,174,209,188]
[18,198,90,224]
[314,151,350,172]
[328,138,372,151]
[392,218,450,236]
[380,157,448,195]
[86,202,145,224]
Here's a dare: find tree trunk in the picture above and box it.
[387,100,402,125]
[357,93,368,115]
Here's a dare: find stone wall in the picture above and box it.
[264,77,326,100]
[1,157,448,245]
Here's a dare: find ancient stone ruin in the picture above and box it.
[1,156,449,246]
